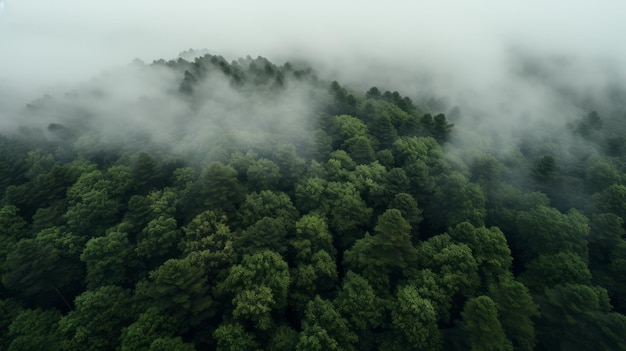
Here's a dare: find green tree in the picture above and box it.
[291,214,336,262]
[149,337,195,351]
[64,168,131,236]
[584,159,624,193]
[81,226,138,289]
[343,210,416,294]
[238,190,299,229]
[136,256,213,329]
[370,113,398,150]
[247,158,281,190]
[389,193,423,232]
[0,205,28,268]
[297,296,356,351]
[58,286,136,351]
[135,215,181,266]
[295,177,328,214]
[221,250,290,329]
[198,162,245,216]
[3,228,84,308]
[514,206,589,264]
[237,217,289,256]
[325,150,356,182]
[289,250,338,312]
[120,307,177,351]
[592,184,626,218]
[414,234,480,301]
[448,222,512,288]
[345,136,376,164]
[537,284,626,351]
[461,296,513,351]
[488,278,539,351]
[426,172,486,230]
[7,308,61,351]
[130,151,163,194]
[334,271,383,336]
[520,252,592,292]
[213,322,259,351]
[382,285,442,351]
[324,181,372,250]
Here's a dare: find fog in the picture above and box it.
[1,1,625,150]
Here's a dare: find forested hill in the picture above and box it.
[1,53,626,350]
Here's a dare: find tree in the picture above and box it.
[7,308,62,351]
[213,322,259,351]
[221,251,290,329]
[584,159,624,194]
[334,271,383,335]
[331,114,368,146]
[352,161,388,209]
[426,172,487,231]
[291,214,336,262]
[488,278,539,351]
[58,286,136,351]
[81,226,137,289]
[238,190,299,229]
[414,234,480,300]
[237,217,289,256]
[3,228,84,308]
[325,150,356,182]
[130,151,163,194]
[389,193,423,232]
[323,181,372,250]
[406,269,455,323]
[247,158,281,190]
[0,205,28,268]
[198,162,245,216]
[297,296,356,351]
[289,250,338,312]
[592,184,626,219]
[64,168,130,236]
[370,209,415,269]
[448,222,512,288]
[514,206,589,264]
[345,136,376,164]
[432,113,453,143]
[383,285,442,351]
[148,337,196,351]
[365,87,381,99]
[537,284,626,351]
[120,307,177,351]
[136,256,213,329]
[135,215,181,266]
[295,177,328,214]
[461,296,513,351]
[370,114,397,149]
[520,252,592,292]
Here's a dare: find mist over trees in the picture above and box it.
[1,51,626,350]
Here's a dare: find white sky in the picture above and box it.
[1,1,625,101]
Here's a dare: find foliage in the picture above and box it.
[0,53,624,350]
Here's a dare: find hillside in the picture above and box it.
[1,54,626,350]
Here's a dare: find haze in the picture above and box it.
[1,1,625,137]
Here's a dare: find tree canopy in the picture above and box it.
[1,53,625,350]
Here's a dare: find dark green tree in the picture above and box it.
[7,308,62,351]
[58,286,136,351]
[461,296,513,351]
[488,278,539,351]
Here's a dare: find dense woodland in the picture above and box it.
[1,53,626,350]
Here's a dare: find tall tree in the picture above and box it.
[461,296,513,351]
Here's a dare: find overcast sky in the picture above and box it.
[1,1,625,104]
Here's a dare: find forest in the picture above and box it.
[1,53,626,350]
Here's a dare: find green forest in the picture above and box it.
[1,54,626,350]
